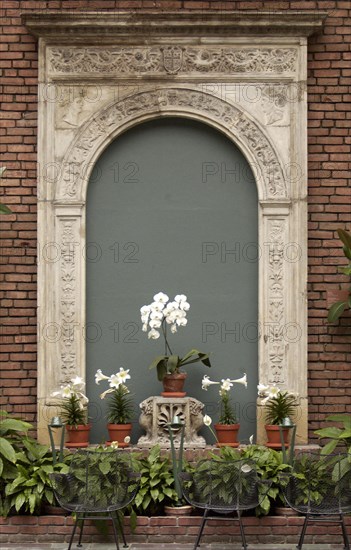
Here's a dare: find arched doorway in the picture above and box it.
[86,117,258,444]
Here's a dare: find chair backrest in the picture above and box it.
[283,452,351,515]
[51,448,137,512]
[181,458,261,512]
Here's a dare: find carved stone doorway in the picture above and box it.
[24,10,327,443]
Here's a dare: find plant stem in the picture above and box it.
[162,321,173,356]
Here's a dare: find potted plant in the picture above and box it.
[327,228,351,323]
[140,292,211,395]
[95,367,134,447]
[52,376,90,447]
[202,373,247,446]
[257,383,298,448]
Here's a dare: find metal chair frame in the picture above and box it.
[179,457,271,550]
[50,448,140,550]
[281,452,351,550]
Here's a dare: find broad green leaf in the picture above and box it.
[320,439,338,455]
[328,300,347,323]
[0,418,32,434]
[0,204,12,214]
[0,437,16,463]
[15,493,25,512]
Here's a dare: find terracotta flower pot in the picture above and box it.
[161,372,187,397]
[214,423,240,447]
[265,424,289,449]
[164,504,193,516]
[65,424,91,448]
[106,423,132,448]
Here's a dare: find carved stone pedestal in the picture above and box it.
[138,396,206,448]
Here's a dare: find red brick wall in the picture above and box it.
[0,514,350,546]
[1,1,350,437]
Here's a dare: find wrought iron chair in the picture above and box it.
[281,452,351,549]
[50,448,140,550]
[179,457,270,549]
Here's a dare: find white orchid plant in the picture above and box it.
[257,383,298,426]
[202,374,247,425]
[52,376,89,427]
[141,292,211,381]
[95,368,134,425]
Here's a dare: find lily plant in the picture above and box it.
[257,383,298,426]
[202,374,247,425]
[141,292,211,381]
[95,367,134,425]
[51,376,89,427]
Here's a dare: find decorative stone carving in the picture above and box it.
[58,219,79,384]
[266,219,286,385]
[138,396,206,448]
[58,88,287,200]
[49,46,297,76]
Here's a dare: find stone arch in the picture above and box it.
[56,88,288,203]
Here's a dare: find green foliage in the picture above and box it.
[132,445,178,515]
[218,390,237,425]
[328,228,351,323]
[4,438,68,516]
[292,454,337,507]
[264,392,298,425]
[150,349,211,382]
[210,445,291,516]
[0,411,32,516]
[60,394,87,427]
[315,414,351,455]
[106,386,134,425]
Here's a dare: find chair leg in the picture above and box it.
[194,510,209,549]
[340,514,350,550]
[115,511,128,547]
[297,516,309,550]
[67,515,79,550]
[77,514,85,548]
[110,513,120,550]
[237,511,247,550]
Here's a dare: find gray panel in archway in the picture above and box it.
[86,117,258,444]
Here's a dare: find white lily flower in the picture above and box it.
[201,375,220,391]
[71,376,85,390]
[257,383,269,394]
[100,388,114,399]
[95,369,109,385]
[249,434,254,445]
[153,292,169,303]
[61,385,73,398]
[148,328,160,340]
[108,374,122,388]
[268,385,280,399]
[203,414,212,426]
[220,378,233,392]
[230,373,247,388]
[116,367,131,384]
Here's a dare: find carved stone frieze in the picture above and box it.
[58,88,287,200]
[58,219,79,383]
[266,219,286,385]
[49,46,297,76]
